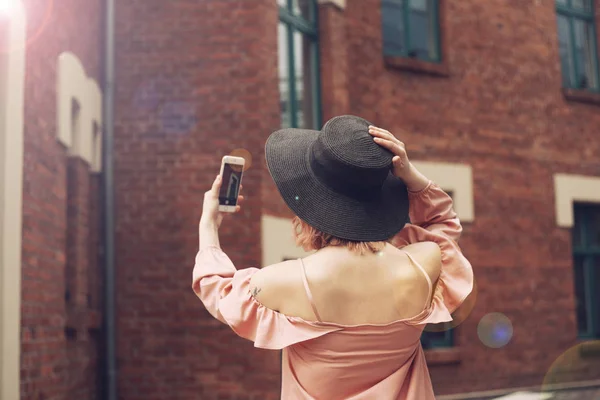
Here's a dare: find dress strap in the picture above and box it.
[299,259,323,323]
[404,251,433,306]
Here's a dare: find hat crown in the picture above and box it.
[320,115,393,168]
[311,115,393,189]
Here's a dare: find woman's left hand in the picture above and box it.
[200,175,244,229]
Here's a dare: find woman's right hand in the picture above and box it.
[368,125,411,179]
[368,125,429,192]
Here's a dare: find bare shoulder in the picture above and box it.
[401,241,442,283]
[249,259,300,312]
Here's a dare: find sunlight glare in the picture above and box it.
[0,0,19,15]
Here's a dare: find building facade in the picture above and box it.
[2,0,600,399]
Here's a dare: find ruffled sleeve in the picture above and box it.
[391,181,474,325]
[192,246,340,349]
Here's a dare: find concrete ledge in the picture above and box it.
[563,88,600,106]
[317,0,346,10]
[424,347,461,365]
[437,380,600,400]
[385,56,450,77]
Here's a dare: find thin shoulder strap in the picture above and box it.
[404,251,433,304]
[299,259,323,322]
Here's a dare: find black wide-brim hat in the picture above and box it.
[265,115,409,242]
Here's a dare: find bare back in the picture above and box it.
[250,242,442,325]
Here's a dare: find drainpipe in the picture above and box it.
[102,0,117,398]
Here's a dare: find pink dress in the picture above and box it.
[192,181,474,399]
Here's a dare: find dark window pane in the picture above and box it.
[573,204,585,248]
[421,323,453,349]
[293,31,316,129]
[278,23,291,128]
[408,0,438,60]
[556,0,567,5]
[574,255,590,335]
[588,206,600,247]
[292,0,313,22]
[382,0,406,55]
[572,0,593,12]
[573,20,598,89]
[557,15,575,87]
[594,256,600,337]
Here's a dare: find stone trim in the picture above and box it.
[384,56,450,77]
[411,161,475,222]
[261,215,313,267]
[0,4,26,399]
[554,173,600,227]
[563,88,600,106]
[317,0,346,10]
[57,52,103,172]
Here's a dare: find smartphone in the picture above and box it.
[218,156,245,213]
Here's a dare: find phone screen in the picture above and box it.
[219,162,243,206]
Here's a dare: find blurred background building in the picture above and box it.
[1,0,600,399]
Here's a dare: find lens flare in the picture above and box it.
[229,148,253,172]
[542,341,600,392]
[133,79,161,111]
[0,0,19,14]
[159,101,197,135]
[133,75,192,111]
[477,312,513,348]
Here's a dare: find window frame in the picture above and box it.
[278,0,322,129]
[381,0,442,64]
[556,0,600,92]
[572,203,600,339]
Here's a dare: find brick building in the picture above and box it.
[2,0,600,399]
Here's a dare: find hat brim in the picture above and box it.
[265,128,409,242]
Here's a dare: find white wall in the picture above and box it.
[0,4,26,399]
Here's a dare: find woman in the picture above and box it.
[193,115,474,399]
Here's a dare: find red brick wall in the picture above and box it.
[18,0,600,398]
[19,0,104,398]
[113,0,281,399]
[318,3,350,123]
[340,0,600,395]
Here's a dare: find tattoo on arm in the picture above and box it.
[250,287,262,298]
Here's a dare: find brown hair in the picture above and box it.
[292,216,387,255]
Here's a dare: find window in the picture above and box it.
[382,0,441,63]
[556,0,600,91]
[422,323,454,349]
[278,0,321,129]
[572,203,600,338]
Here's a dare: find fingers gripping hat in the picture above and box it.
[265,115,410,242]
